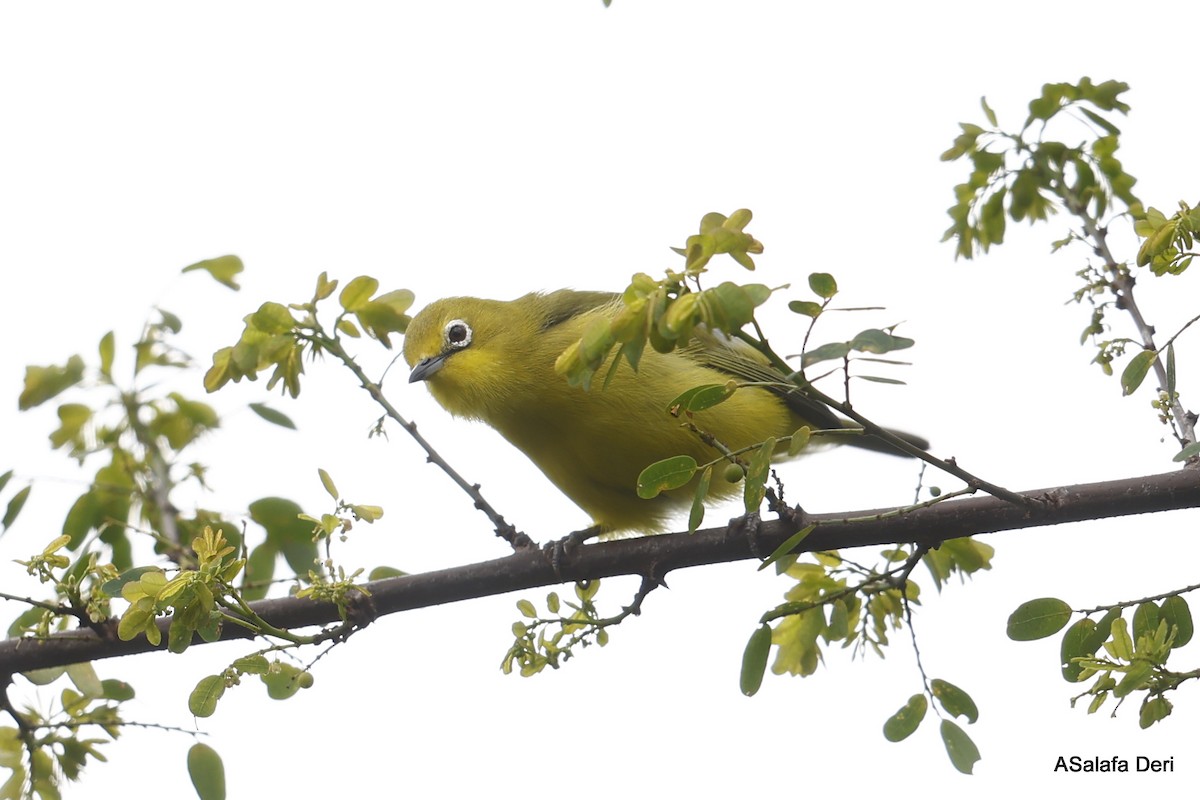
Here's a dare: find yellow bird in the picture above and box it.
[403,290,924,534]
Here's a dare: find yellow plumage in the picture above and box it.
[403,290,920,534]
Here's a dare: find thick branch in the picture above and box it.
[2,469,1198,674]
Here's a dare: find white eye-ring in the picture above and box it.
[443,319,473,350]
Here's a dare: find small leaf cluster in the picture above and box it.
[293,564,369,620]
[750,537,989,685]
[883,679,982,775]
[1,666,135,800]
[189,654,315,719]
[555,209,772,390]
[921,537,995,591]
[942,79,1200,461]
[1134,201,1200,277]
[741,538,992,769]
[1008,594,1194,728]
[942,78,1141,261]
[17,302,226,573]
[672,209,764,272]
[297,468,384,544]
[205,272,414,397]
[789,273,915,383]
[3,259,407,794]
[112,526,244,653]
[764,552,919,678]
[502,581,610,677]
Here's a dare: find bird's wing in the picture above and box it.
[531,290,620,331]
[679,332,845,431]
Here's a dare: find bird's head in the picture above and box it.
[403,296,522,418]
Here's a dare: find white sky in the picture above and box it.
[2,2,1199,797]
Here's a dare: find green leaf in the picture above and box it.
[100,565,165,598]
[188,675,226,718]
[739,625,772,697]
[980,95,997,127]
[636,456,698,499]
[931,679,978,723]
[168,616,194,654]
[241,544,276,602]
[1131,601,1159,641]
[339,276,379,312]
[787,426,811,457]
[249,301,296,335]
[757,524,815,572]
[883,694,927,742]
[688,466,712,533]
[743,437,775,515]
[2,485,30,531]
[262,663,313,699]
[1083,608,1121,654]
[65,663,104,698]
[1114,660,1153,698]
[1160,595,1193,648]
[368,565,408,581]
[317,468,339,501]
[182,255,243,290]
[788,300,822,318]
[941,719,981,774]
[49,403,91,450]
[98,331,115,378]
[668,382,738,413]
[187,743,227,800]
[1060,618,1096,682]
[248,498,316,576]
[1108,617,1134,661]
[101,679,136,701]
[1007,597,1072,641]
[375,288,415,316]
[1172,442,1200,462]
[1120,350,1156,395]
[1139,696,1173,729]
[22,666,66,686]
[940,537,988,573]
[248,403,296,430]
[19,355,85,410]
[355,300,411,347]
[801,341,851,367]
[808,272,837,299]
[158,307,183,334]
[850,329,915,355]
[1080,107,1120,136]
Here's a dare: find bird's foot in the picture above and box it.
[543,524,602,577]
[732,511,764,560]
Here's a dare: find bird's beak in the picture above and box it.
[409,354,448,383]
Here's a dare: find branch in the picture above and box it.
[312,333,535,551]
[2,469,1197,674]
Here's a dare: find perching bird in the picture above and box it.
[403,289,925,534]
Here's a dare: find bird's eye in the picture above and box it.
[443,319,473,349]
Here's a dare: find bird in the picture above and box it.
[403,289,925,535]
